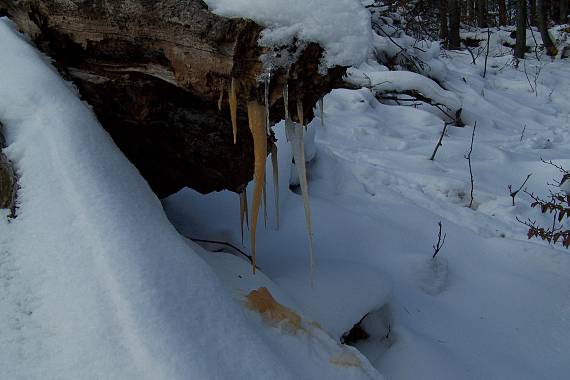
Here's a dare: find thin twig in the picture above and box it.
[483,27,491,78]
[187,237,256,266]
[523,59,535,93]
[520,124,526,142]
[508,173,532,206]
[465,122,477,209]
[432,222,447,259]
[430,122,450,160]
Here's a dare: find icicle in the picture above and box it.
[271,142,280,229]
[264,71,271,136]
[263,178,268,228]
[230,78,238,144]
[296,97,304,129]
[247,101,267,274]
[239,189,249,244]
[218,85,224,111]
[287,117,315,283]
[283,83,290,137]
[319,97,325,129]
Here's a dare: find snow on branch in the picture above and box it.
[345,67,462,114]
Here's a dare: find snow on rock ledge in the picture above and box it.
[204,0,373,68]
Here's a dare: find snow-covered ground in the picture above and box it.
[164,28,570,380]
[2,6,570,380]
[0,18,382,380]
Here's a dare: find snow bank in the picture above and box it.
[0,19,381,380]
[203,0,373,68]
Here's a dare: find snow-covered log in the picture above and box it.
[0,0,346,197]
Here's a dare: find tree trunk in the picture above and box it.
[476,0,488,27]
[440,0,449,42]
[530,0,537,26]
[537,0,559,55]
[498,0,507,25]
[561,0,569,23]
[0,0,344,197]
[448,0,461,49]
[516,0,528,58]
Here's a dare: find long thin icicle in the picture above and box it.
[239,189,249,244]
[283,84,290,139]
[247,101,267,274]
[319,97,325,128]
[263,178,268,228]
[218,85,224,111]
[271,142,280,229]
[296,97,304,130]
[286,116,314,283]
[264,71,271,135]
[230,78,238,144]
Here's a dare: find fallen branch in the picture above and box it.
[187,237,257,267]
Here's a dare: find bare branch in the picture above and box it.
[508,173,532,206]
[432,222,447,259]
[430,122,450,161]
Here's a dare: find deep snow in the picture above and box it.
[0,18,381,380]
[164,28,570,380]
[1,6,570,380]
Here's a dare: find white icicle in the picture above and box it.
[271,142,280,229]
[283,84,290,141]
[264,71,271,136]
[239,189,249,244]
[319,97,325,128]
[287,117,315,283]
[263,177,268,228]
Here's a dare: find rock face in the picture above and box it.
[0,0,344,197]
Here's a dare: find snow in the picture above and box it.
[203,0,373,68]
[3,5,570,379]
[164,26,570,380]
[346,66,462,112]
[0,18,382,380]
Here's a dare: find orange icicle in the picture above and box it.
[230,78,238,144]
[247,101,267,273]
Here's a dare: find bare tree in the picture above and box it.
[516,0,528,59]
[448,0,461,49]
[530,0,537,26]
[440,0,449,42]
[498,0,507,25]
[476,0,488,27]
[561,0,569,23]
[537,0,558,56]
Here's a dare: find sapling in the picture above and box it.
[465,122,477,209]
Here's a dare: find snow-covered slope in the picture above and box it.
[0,18,382,380]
